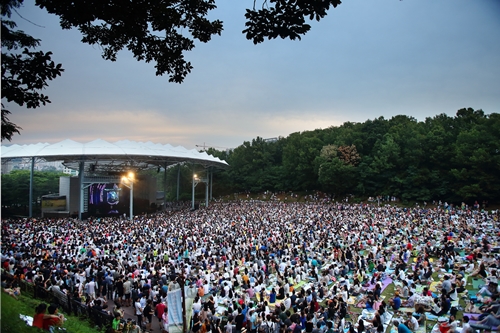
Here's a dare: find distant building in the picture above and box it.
[1,159,14,174]
[1,159,70,174]
[62,166,79,176]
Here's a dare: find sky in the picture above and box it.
[4,0,500,150]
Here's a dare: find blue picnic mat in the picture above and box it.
[472,278,485,289]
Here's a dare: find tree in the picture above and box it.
[314,144,359,196]
[450,110,500,201]
[369,133,400,196]
[35,0,223,83]
[282,132,323,190]
[36,0,343,79]
[318,157,357,196]
[225,137,285,192]
[1,0,64,141]
[244,0,342,44]
[209,108,499,204]
[1,170,65,215]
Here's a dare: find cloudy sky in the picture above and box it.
[4,0,500,150]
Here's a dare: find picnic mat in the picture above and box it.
[472,278,486,289]
[294,280,307,290]
[468,289,479,296]
[354,295,387,308]
[362,277,393,292]
[464,313,499,331]
[463,313,480,318]
[254,293,281,308]
[429,281,440,292]
[462,312,500,329]
[425,314,440,321]
[416,319,426,333]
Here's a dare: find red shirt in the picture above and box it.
[33,313,45,329]
[155,302,166,319]
[43,316,62,330]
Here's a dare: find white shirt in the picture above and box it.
[193,301,202,312]
[135,301,143,315]
[284,297,292,310]
[408,316,419,331]
[340,290,348,303]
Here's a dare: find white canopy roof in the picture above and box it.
[1,139,229,173]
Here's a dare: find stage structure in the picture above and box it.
[1,139,229,219]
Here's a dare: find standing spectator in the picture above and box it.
[134,297,144,329]
[143,298,154,332]
[156,300,167,330]
[123,277,132,307]
[234,308,245,333]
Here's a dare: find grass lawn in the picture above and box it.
[1,290,107,333]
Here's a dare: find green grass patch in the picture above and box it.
[1,290,107,333]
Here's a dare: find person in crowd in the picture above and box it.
[33,303,61,330]
[1,199,498,333]
[42,303,65,331]
[112,312,124,333]
[393,319,412,333]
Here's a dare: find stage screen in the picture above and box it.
[41,196,66,212]
[87,183,130,216]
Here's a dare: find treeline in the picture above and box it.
[207,108,500,204]
[1,170,65,215]
[2,108,499,209]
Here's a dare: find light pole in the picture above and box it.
[192,173,199,210]
[192,172,208,210]
[121,172,135,220]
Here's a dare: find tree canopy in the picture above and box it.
[1,0,64,141]
[148,108,500,205]
[210,108,500,204]
[1,169,64,214]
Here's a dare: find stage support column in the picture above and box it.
[210,167,213,200]
[78,161,84,220]
[29,157,35,217]
[177,164,180,201]
[191,165,195,210]
[129,179,134,221]
[163,162,167,211]
[205,175,209,208]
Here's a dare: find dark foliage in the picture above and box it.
[244,0,342,44]
[35,0,223,83]
[1,0,64,141]
[207,108,500,204]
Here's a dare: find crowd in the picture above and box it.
[1,200,499,333]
